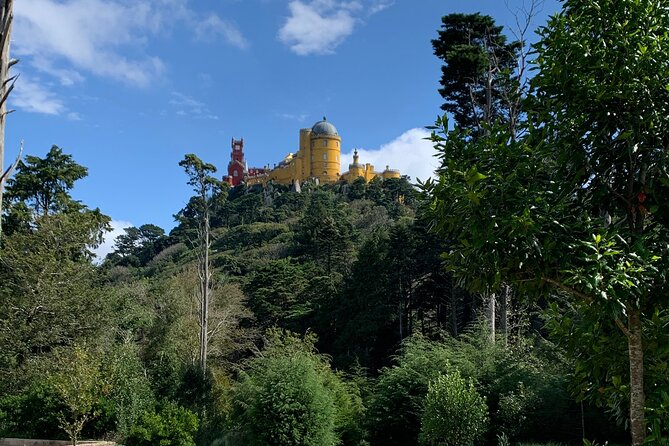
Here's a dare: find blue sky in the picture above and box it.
[7,0,561,257]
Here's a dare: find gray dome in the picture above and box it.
[311,117,338,136]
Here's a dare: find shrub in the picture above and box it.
[367,336,456,446]
[232,353,337,446]
[419,372,488,446]
[229,330,363,446]
[125,402,198,446]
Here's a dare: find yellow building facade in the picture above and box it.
[245,117,400,186]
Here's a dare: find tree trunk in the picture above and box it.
[487,293,496,343]
[199,211,210,373]
[627,308,645,446]
[449,276,458,336]
[0,0,13,237]
[500,285,509,346]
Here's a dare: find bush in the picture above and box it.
[91,343,155,440]
[229,330,364,446]
[367,336,455,446]
[125,402,198,446]
[419,372,488,446]
[232,353,337,446]
[0,379,65,439]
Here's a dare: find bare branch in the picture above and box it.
[0,139,22,186]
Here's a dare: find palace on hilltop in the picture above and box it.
[226,117,401,187]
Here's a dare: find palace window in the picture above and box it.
[233,170,238,177]
[323,153,327,160]
[323,140,327,147]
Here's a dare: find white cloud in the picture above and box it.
[278,1,356,55]
[169,91,219,120]
[93,219,133,262]
[31,57,85,86]
[278,0,394,55]
[278,112,309,122]
[14,0,247,91]
[368,0,393,15]
[12,76,66,115]
[195,14,249,49]
[14,0,166,87]
[341,128,438,182]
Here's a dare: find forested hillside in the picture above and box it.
[0,149,626,445]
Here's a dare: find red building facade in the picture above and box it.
[227,138,246,186]
[226,138,266,186]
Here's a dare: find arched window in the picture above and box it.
[323,153,327,160]
[233,170,238,177]
[322,140,327,147]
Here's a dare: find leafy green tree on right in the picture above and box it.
[423,1,669,444]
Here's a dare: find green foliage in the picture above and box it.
[368,336,453,446]
[244,259,319,332]
[229,331,340,446]
[126,402,199,446]
[424,1,669,443]
[368,331,594,446]
[432,13,520,132]
[419,371,488,446]
[0,212,110,370]
[106,224,171,267]
[4,145,88,218]
[49,345,102,445]
[293,191,353,274]
[0,377,65,439]
[96,342,155,440]
[213,222,289,251]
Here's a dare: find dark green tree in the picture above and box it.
[293,191,353,274]
[4,145,87,218]
[107,224,169,267]
[244,259,313,332]
[432,13,520,134]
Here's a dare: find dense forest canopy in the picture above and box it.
[1,1,669,446]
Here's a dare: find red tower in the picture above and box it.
[227,138,246,186]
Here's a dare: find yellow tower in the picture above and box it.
[309,117,341,183]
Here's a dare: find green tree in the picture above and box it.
[107,224,169,267]
[126,402,199,446]
[432,13,520,134]
[294,191,353,274]
[419,372,488,446]
[50,345,101,446]
[244,260,310,330]
[4,145,88,217]
[230,331,345,446]
[179,154,223,373]
[0,211,109,369]
[423,1,669,443]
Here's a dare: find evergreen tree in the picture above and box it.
[432,13,520,134]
